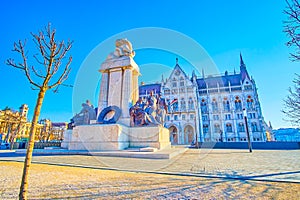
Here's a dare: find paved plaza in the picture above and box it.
[1,148,300,183]
[1,148,300,199]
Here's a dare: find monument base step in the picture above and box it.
[65,123,171,151]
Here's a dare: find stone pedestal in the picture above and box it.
[68,124,129,151]
[128,126,171,149]
[66,124,171,151]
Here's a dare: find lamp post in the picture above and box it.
[243,108,252,153]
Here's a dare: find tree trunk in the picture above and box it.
[19,88,46,200]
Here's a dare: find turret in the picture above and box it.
[240,53,250,81]
[19,104,28,119]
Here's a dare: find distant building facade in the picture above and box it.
[139,55,272,144]
[273,128,300,142]
[0,104,67,143]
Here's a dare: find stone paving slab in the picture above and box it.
[1,148,300,183]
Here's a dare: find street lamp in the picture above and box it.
[243,108,252,153]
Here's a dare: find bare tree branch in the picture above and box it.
[284,0,300,61]
[282,73,300,125]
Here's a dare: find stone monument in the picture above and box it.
[63,39,171,151]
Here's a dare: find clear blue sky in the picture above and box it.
[0,0,299,129]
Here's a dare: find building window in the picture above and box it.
[188,97,194,110]
[247,96,254,109]
[225,114,231,120]
[180,98,186,111]
[180,81,184,87]
[172,82,177,87]
[203,124,209,133]
[235,96,242,111]
[212,99,218,112]
[223,98,230,112]
[182,114,186,120]
[174,115,178,121]
[248,113,256,119]
[172,101,178,112]
[201,99,208,113]
[214,124,220,133]
[251,122,258,132]
[213,115,219,120]
[238,122,245,132]
[190,114,194,120]
[226,123,233,132]
[167,115,170,121]
[244,85,252,90]
[202,115,208,121]
[237,113,243,119]
[165,89,170,95]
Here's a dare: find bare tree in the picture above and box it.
[283,1,300,125]
[282,74,300,125]
[6,23,72,200]
[283,0,300,61]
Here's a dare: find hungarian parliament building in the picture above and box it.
[139,54,273,145]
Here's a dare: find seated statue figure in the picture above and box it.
[130,91,165,127]
[72,100,97,126]
[130,97,149,126]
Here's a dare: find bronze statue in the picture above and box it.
[129,91,167,127]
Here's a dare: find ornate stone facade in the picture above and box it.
[139,55,272,144]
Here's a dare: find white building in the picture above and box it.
[139,54,271,144]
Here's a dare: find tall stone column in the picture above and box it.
[97,71,109,116]
[107,68,123,108]
[132,72,139,104]
[121,67,132,118]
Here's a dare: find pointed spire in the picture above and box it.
[161,74,164,83]
[192,70,196,77]
[268,121,273,130]
[240,52,245,66]
[239,53,250,81]
[176,57,178,65]
[191,70,197,82]
[202,68,205,78]
[234,68,236,74]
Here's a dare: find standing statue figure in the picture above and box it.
[156,93,168,126]
[145,91,160,125]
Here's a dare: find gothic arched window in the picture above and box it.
[180,98,186,111]
[212,98,218,112]
[251,122,258,132]
[203,124,209,133]
[188,97,194,110]
[214,124,220,133]
[238,122,245,132]
[235,96,242,111]
[223,97,230,112]
[226,123,233,132]
[247,96,254,110]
